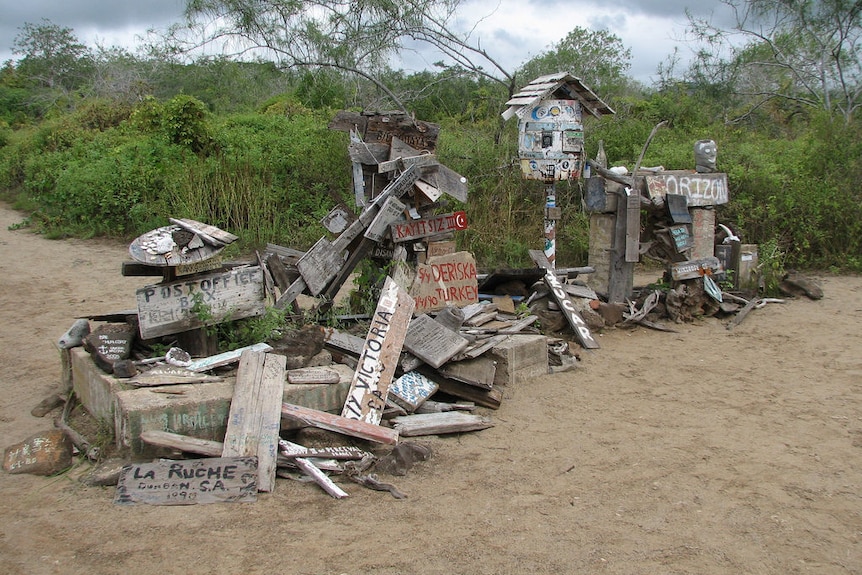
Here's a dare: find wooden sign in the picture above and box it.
[403,314,470,369]
[543,271,600,349]
[670,256,723,281]
[114,456,258,505]
[341,277,415,425]
[391,211,468,243]
[670,224,693,252]
[410,251,479,313]
[645,171,729,206]
[282,403,399,445]
[222,351,286,493]
[136,267,266,339]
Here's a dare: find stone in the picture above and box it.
[3,429,73,476]
[83,323,135,373]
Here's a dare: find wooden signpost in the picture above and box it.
[341,276,415,425]
[671,257,723,281]
[135,266,265,339]
[114,456,258,505]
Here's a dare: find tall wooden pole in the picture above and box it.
[544,182,556,269]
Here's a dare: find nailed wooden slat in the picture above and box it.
[438,356,497,390]
[341,277,415,425]
[140,430,224,457]
[222,350,286,493]
[186,342,273,373]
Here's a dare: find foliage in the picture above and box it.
[216,306,290,351]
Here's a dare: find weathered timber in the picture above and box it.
[140,430,223,457]
[281,403,399,445]
[403,314,470,369]
[136,266,265,339]
[222,350,286,493]
[296,237,346,296]
[341,277,415,425]
[292,456,349,498]
[391,411,494,437]
[378,153,439,173]
[265,243,305,263]
[438,356,497,390]
[671,257,723,281]
[389,136,467,201]
[185,342,273,373]
[625,193,641,263]
[420,367,502,409]
[287,366,342,385]
[543,271,600,349]
[130,365,222,386]
[169,218,239,246]
[278,441,372,461]
[115,457,258,505]
[365,196,407,242]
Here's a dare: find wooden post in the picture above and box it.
[544,183,557,269]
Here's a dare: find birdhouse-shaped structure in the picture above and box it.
[502,73,614,181]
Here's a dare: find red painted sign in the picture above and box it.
[391,211,468,243]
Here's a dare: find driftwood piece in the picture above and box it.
[292,457,349,499]
[185,342,273,373]
[56,392,99,460]
[390,412,494,436]
[726,297,785,330]
[287,366,342,384]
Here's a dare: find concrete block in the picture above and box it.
[70,347,130,423]
[691,207,715,259]
[488,335,548,388]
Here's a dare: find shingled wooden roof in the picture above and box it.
[502,72,615,121]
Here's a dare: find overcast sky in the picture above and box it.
[0,0,734,85]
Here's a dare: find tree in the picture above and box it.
[517,27,633,97]
[687,0,862,125]
[162,0,519,116]
[12,19,94,92]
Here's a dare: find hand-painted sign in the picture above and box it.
[544,271,600,349]
[114,456,258,505]
[645,171,729,206]
[391,211,467,243]
[410,251,479,313]
[341,277,415,425]
[136,267,265,339]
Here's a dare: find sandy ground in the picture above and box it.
[0,202,860,575]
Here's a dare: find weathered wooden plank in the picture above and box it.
[296,237,346,296]
[438,356,497,390]
[378,153,439,174]
[420,368,502,409]
[391,211,468,243]
[222,350,286,493]
[543,271,600,349]
[185,342,273,373]
[341,277,415,425]
[114,457,258,505]
[140,430,224,457]
[278,440,372,461]
[365,196,407,242]
[421,164,468,202]
[625,194,641,263]
[391,412,493,436]
[264,243,305,263]
[130,365,222,386]
[135,267,266,339]
[129,225,224,267]
[670,256,723,281]
[403,314,470,369]
[170,218,239,245]
[287,366,342,385]
[281,403,399,445]
[292,457,349,499]
[414,179,442,202]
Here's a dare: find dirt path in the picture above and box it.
[1,202,861,575]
